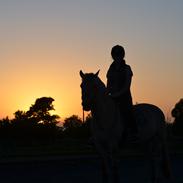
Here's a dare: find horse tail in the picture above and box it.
[161,125,171,179]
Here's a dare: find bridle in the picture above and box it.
[80,79,95,111]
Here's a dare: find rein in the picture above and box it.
[82,108,85,123]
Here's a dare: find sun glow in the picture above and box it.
[0,1,183,121]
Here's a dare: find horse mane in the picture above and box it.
[94,76,106,94]
[83,73,106,94]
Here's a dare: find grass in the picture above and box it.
[0,139,94,159]
[0,138,182,161]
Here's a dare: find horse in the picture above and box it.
[79,70,171,183]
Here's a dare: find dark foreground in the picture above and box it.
[0,155,182,183]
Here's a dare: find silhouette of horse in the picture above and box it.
[80,70,171,183]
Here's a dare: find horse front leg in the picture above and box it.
[101,158,109,183]
[112,158,120,183]
[95,142,113,183]
[101,154,120,183]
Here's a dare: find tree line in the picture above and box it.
[0,97,91,144]
[0,97,183,144]
[171,98,183,137]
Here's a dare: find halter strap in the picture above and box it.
[82,108,85,123]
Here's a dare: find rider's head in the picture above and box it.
[111,45,125,61]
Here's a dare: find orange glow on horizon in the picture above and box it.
[0,1,183,125]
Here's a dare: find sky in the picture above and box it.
[0,0,182,121]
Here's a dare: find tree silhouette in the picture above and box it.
[14,110,27,120]
[62,114,92,138]
[63,115,82,129]
[11,110,32,141]
[0,97,94,142]
[9,97,60,142]
[26,97,59,126]
[171,98,183,136]
[0,116,11,128]
[63,115,83,138]
[0,117,11,139]
[12,110,30,126]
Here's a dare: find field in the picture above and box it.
[0,137,183,161]
[0,138,183,182]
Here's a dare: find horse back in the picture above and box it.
[133,103,165,141]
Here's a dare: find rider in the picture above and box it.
[106,45,138,141]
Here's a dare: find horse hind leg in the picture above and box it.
[101,158,109,183]
[151,137,172,183]
[146,136,162,183]
[160,130,172,180]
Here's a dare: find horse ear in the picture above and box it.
[80,70,85,78]
[95,70,100,76]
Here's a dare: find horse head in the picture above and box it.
[79,70,100,111]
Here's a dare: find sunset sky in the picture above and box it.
[0,0,182,121]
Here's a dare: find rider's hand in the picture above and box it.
[109,92,120,98]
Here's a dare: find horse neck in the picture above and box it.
[91,88,107,119]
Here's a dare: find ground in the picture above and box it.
[0,154,182,183]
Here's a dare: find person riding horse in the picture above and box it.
[80,70,171,183]
[106,45,138,140]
